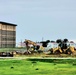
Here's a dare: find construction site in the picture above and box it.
[0,21,76,57]
[0,38,76,58]
[0,38,76,75]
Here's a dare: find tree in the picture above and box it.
[56,39,62,43]
[63,38,68,43]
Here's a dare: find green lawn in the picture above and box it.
[0,47,26,52]
[0,59,76,75]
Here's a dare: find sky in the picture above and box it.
[0,0,76,44]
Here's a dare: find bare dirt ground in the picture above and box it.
[1,49,76,59]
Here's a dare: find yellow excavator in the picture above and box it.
[46,43,63,54]
[24,39,44,52]
[55,39,76,55]
[44,39,76,55]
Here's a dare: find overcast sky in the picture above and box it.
[0,0,76,43]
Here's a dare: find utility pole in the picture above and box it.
[20,40,22,47]
[42,37,44,41]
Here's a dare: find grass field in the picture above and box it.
[0,47,26,52]
[0,58,76,75]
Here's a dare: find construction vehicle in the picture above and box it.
[24,39,44,53]
[44,39,76,55]
[55,39,76,55]
[44,42,63,54]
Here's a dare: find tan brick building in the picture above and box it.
[0,22,17,48]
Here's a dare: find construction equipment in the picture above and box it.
[52,46,62,54]
[24,39,76,55]
[44,39,76,55]
[44,42,63,54]
[56,39,76,55]
[24,39,44,53]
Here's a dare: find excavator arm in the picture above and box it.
[24,39,39,51]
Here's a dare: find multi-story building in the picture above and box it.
[0,21,17,48]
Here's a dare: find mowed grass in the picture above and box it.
[0,59,76,75]
[0,47,26,52]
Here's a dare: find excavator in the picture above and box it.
[55,39,76,55]
[24,39,44,54]
[44,39,76,55]
[44,42,63,54]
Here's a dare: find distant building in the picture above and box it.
[0,21,17,48]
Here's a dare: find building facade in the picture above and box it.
[0,22,17,48]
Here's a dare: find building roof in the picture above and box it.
[0,21,17,26]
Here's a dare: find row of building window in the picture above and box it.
[2,37,15,41]
[0,30,16,35]
[2,25,15,29]
[0,44,15,48]
[0,42,15,44]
